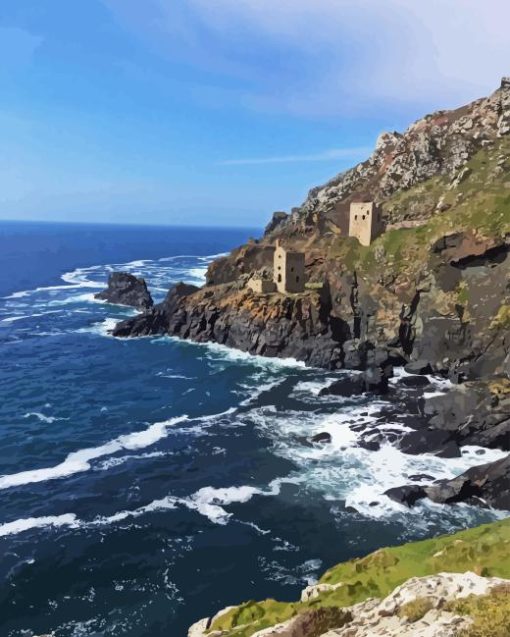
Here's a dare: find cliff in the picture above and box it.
[113,78,510,458]
[114,77,510,381]
[188,518,510,637]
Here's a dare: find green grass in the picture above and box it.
[208,518,510,636]
[303,133,510,300]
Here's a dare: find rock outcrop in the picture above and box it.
[95,272,153,310]
[115,281,350,368]
[188,572,510,637]
[321,572,507,637]
[387,453,510,510]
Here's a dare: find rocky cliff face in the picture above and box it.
[276,76,510,237]
[114,78,510,460]
[115,78,510,379]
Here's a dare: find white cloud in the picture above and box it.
[103,0,510,117]
[217,147,372,166]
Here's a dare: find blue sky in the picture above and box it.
[1,0,509,227]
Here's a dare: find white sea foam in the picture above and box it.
[156,372,195,380]
[185,267,208,283]
[184,485,263,524]
[1,314,31,323]
[3,268,103,301]
[186,339,306,370]
[1,310,62,324]
[248,397,508,523]
[95,451,168,471]
[0,514,78,537]
[238,379,285,406]
[0,416,188,490]
[78,317,121,337]
[292,378,339,396]
[23,412,68,424]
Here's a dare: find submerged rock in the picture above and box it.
[397,375,431,388]
[95,272,153,310]
[311,432,332,444]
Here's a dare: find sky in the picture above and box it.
[0,1,509,228]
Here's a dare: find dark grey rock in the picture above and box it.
[424,454,510,509]
[112,282,198,337]
[389,454,510,510]
[398,429,461,457]
[95,272,153,310]
[358,439,381,452]
[398,375,431,388]
[423,382,510,450]
[404,360,433,375]
[311,432,332,444]
[384,485,426,507]
[408,474,435,482]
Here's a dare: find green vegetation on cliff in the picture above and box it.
[326,135,510,284]
[208,518,510,636]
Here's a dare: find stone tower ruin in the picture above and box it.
[273,240,305,293]
[349,202,383,246]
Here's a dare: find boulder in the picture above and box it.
[319,376,366,397]
[320,364,391,398]
[407,474,435,482]
[95,272,153,310]
[397,375,431,388]
[384,485,426,507]
[311,432,332,444]
[398,429,461,458]
[357,438,381,452]
[404,360,432,375]
[363,365,392,394]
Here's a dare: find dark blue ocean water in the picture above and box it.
[0,221,504,637]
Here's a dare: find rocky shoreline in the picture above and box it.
[90,78,510,637]
[97,79,510,520]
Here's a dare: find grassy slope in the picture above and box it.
[326,136,510,279]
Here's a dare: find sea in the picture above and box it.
[0,220,506,637]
